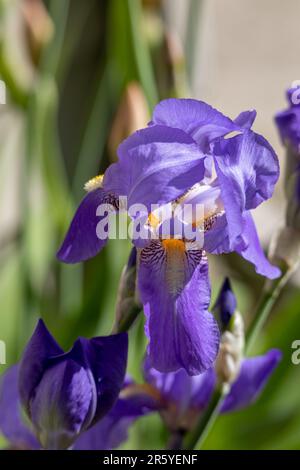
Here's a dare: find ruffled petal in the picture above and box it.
[19,319,63,416]
[236,212,281,279]
[213,131,279,247]
[138,242,220,375]
[150,98,238,149]
[221,349,282,413]
[0,365,39,449]
[104,141,207,214]
[57,188,116,264]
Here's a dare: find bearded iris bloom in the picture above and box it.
[0,320,128,450]
[58,98,280,376]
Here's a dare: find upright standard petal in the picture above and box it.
[236,212,281,279]
[221,349,282,413]
[150,98,238,149]
[19,319,63,416]
[213,130,279,246]
[84,333,129,423]
[138,241,220,375]
[104,141,207,214]
[57,188,118,264]
[0,366,39,449]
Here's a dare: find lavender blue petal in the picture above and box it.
[236,212,281,279]
[57,188,114,264]
[234,110,257,129]
[104,141,207,214]
[150,98,238,150]
[213,131,279,247]
[275,106,300,152]
[221,349,282,413]
[138,244,220,375]
[144,357,215,412]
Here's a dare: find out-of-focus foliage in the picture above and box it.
[0,0,299,450]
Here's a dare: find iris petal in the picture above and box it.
[104,141,207,214]
[221,349,282,413]
[213,131,279,247]
[236,212,281,279]
[74,377,156,450]
[151,98,238,149]
[57,188,116,264]
[30,359,94,449]
[19,319,63,416]
[138,241,220,375]
[144,357,215,412]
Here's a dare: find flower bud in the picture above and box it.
[18,320,128,449]
[215,311,245,386]
[212,278,237,330]
[113,248,142,333]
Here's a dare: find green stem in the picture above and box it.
[127,0,159,109]
[185,0,204,88]
[183,387,224,450]
[113,304,142,334]
[0,45,29,108]
[245,265,294,354]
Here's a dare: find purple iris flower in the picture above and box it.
[275,86,300,227]
[0,370,154,450]
[141,348,282,433]
[0,320,128,449]
[57,99,280,376]
[275,86,300,153]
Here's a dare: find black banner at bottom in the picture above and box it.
[0,449,298,466]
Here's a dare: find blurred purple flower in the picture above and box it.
[142,348,282,432]
[275,86,300,153]
[275,86,300,228]
[0,319,128,450]
[57,99,280,376]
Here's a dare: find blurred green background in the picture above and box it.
[0,0,300,450]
